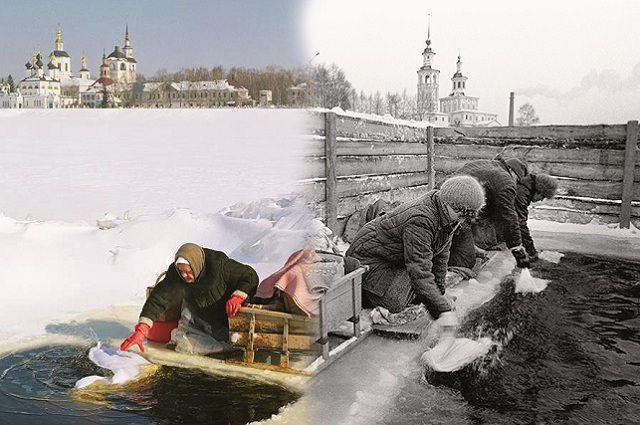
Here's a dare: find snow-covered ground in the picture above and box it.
[0,109,316,344]
[0,109,310,222]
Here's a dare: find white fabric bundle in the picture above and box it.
[422,336,493,372]
[75,342,150,389]
[515,268,549,294]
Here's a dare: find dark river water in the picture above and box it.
[0,344,300,425]
[424,253,640,424]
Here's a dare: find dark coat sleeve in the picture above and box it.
[140,265,185,321]
[402,217,451,316]
[515,184,536,256]
[494,185,523,248]
[223,258,259,298]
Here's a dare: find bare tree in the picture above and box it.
[386,92,400,117]
[516,103,540,126]
[416,88,437,121]
[311,63,354,110]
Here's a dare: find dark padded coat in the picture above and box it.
[345,191,458,317]
[456,159,522,249]
[140,248,258,328]
[515,174,537,256]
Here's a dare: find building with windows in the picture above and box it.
[439,55,499,127]
[104,26,137,85]
[0,26,135,109]
[259,89,272,106]
[287,82,313,107]
[416,25,449,125]
[80,53,121,108]
[415,23,499,127]
[127,80,252,108]
[12,52,62,109]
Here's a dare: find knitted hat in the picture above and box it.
[504,158,528,181]
[534,173,558,199]
[439,175,485,212]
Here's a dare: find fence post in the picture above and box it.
[620,120,638,228]
[427,126,435,190]
[325,112,338,235]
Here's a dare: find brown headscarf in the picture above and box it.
[174,243,206,279]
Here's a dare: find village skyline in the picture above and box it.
[303,0,640,125]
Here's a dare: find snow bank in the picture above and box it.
[0,198,319,343]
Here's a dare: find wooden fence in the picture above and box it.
[304,111,640,235]
[303,111,436,235]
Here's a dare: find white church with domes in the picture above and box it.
[0,25,137,108]
[416,22,499,127]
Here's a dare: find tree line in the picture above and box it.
[309,63,540,125]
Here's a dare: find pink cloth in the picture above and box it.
[256,248,324,317]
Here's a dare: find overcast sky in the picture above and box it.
[0,0,306,79]
[302,0,640,125]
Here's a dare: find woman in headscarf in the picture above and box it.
[120,242,258,352]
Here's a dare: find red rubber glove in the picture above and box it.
[120,322,151,352]
[226,295,245,318]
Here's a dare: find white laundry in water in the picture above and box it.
[74,342,150,389]
[422,336,493,373]
[515,268,549,294]
[538,250,564,264]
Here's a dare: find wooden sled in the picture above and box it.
[227,263,370,375]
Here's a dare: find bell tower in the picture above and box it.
[416,15,440,118]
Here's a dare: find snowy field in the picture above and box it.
[0,109,310,221]
[0,109,315,344]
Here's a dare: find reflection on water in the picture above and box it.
[0,345,300,425]
[424,253,640,424]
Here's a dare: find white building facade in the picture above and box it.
[0,26,135,109]
[416,24,499,127]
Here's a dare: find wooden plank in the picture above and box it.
[335,155,428,176]
[327,267,367,290]
[335,114,430,142]
[305,140,430,157]
[434,124,630,149]
[231,331,321,352]
[372,314,432,340]
[337,184,432,218]
[433,156,640,181]
[302,172,430,202]
[427,170,638,201]
[434,144,630,166]
[229,312,319,336]
[319,298,329,360]
[528,208,620,226]
[557,178,640,201]
[621,120,639,228]
[535,197,640,218]
[225,359,313,376]
[303,155,430,179]
[427,126,435,190]
[309,185,432,222]
[325,112,338,235]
